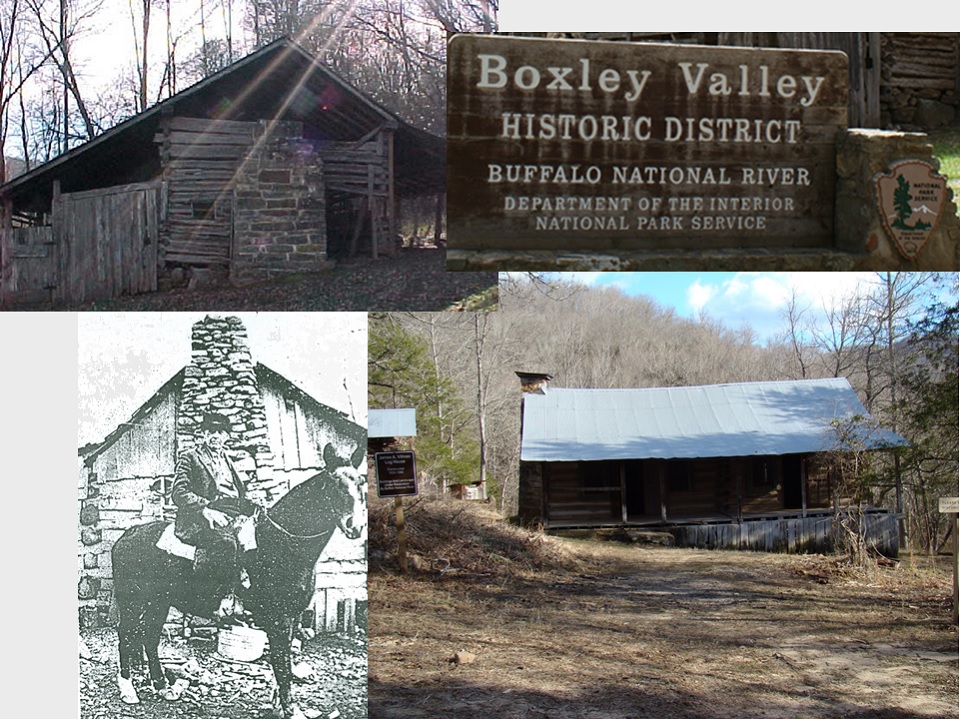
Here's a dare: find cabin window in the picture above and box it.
[667,461,693,493]
[192,200,217,219]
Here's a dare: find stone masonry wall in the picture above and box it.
[233,121,332,283]
[177,315,282,503]
[835,129,960,271]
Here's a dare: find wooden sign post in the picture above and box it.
[447,35,850,266]
[375,451,418,573]
[939,496,959,624]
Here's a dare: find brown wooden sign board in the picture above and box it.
[374,451,418,498]
[447,35,849,259]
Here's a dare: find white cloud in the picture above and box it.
[688,273,880,344]
[686,280,717,314]
[784,272,876,313]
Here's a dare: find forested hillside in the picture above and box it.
[369,273,958,554]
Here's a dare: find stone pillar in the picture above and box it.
[835,129,960,270]
[177,315,277,502]
[233,121,332,283]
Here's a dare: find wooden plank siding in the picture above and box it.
[55,182,160,302]
[670,511,899,556]
[5,226,57,304]
[540,456,832,528]
[882,33,959,91]
[321,132,394,257]
[4,183,159,303]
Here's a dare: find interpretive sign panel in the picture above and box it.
[447,35,849,257]
[375,451,418,498]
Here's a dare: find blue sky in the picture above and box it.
[526,272,958,345]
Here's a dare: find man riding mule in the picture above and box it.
[171,411,258,609]
[111,448,365,718]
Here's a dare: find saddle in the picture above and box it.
[155,515,258,561]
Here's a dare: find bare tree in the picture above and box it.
[25,0,99,149]
[0,0,24,184]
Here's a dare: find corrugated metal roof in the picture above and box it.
[520,378,907,462]
[368,408,417,439]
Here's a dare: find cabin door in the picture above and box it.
[624,460,646,521]
[782,455,804,510]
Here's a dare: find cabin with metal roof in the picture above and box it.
[1,38,444,306]
[517,374,907,554]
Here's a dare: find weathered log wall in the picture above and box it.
[880,33,959,129]
[157,117,256,265]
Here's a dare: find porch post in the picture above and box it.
[658,462,668,524]
[385,128,396,248]
[619,461,627,524]
[735,459,743,523]
[434,192,445,246]
[800,457,808,518]
[367,164,377,260]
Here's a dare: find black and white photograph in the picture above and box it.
[77,312,367,719]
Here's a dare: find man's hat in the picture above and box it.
[199,412,231,434]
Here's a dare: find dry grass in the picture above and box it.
[369,498,580,579]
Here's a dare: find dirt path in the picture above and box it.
[369,539,958,719]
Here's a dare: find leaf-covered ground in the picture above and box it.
[369,500,959,719]
[41,249,498,312]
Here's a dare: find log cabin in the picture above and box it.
[517,374,908,555]
[2,38,444,305]
[77,315,367,634]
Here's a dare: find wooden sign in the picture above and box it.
[447,35,849,259]
[374,451,418,498]
[939,497,959,513]
[876,160,948,260]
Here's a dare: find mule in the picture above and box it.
[110,467,364,719]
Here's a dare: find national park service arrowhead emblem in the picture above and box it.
[875,160,947,260]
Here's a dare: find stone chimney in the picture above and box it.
[516,372,553,451]
[177,316,275,500]
[516,371,553,395]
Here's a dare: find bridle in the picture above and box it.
[255,467,363,542]
[257,506,336,541]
